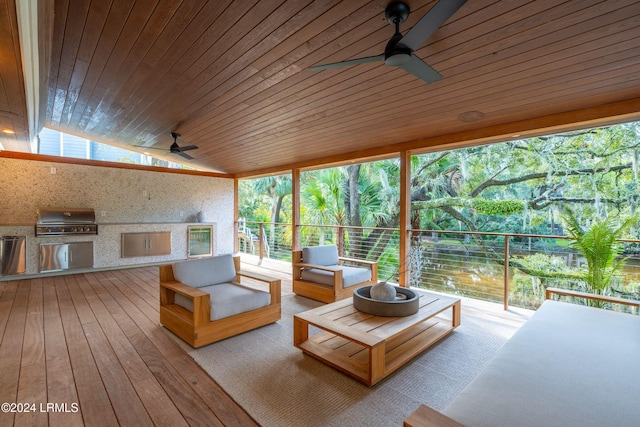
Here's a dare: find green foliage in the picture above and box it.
[561,209,636,293]
[238,123,640,302]
[510,253,577,309]
[514,253,577,279]
[472,199,524,216]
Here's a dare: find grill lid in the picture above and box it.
[36,208,96,224]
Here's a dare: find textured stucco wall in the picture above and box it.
[0,157,234,276]
[0,157,233,226]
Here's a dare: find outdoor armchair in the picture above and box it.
[160,254,281,348]
[292,244,378,303]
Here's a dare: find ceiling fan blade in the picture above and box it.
[398,55,442,83]
[178,145,198,151]
[397,0,467,51]
[177,151,194,160]
[133,145,164,150]
[310,54,384,71]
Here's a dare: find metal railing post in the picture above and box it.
[504,235,510,310]
[259,222,265,261]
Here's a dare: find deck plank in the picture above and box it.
[102,268,256,427]
[74,272,189,427]
[15,278,47,427]
[87,271,225,427]
[1,266,259,427]
[42,276,83,427]
[0,281,18,345]
[0,280,29,427]
[63,274,155,426]
[54,275,119,426]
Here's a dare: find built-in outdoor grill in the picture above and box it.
[35,208,98,236]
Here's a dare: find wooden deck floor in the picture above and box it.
[0,255,531,426]
[0,267,258,427]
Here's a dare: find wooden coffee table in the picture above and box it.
[293,290,461,386]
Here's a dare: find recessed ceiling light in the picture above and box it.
[2,129,15,134]
[458,111,485,122]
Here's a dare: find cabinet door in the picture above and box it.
[122,232,171,258]
[121,233,149,258]
[148,232,171,256]
[68,242,94,269]
[40,243,68,272]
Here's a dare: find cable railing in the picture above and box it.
[238,220,292,261]
[237,221,640,313]
[298,223,401,280]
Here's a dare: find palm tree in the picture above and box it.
[301,168,347,245]
[252,175,291,256]
[561,209,636,296]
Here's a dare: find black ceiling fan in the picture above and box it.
[310,0,467,84]
[168,132,198,160]
[137,132,199,160]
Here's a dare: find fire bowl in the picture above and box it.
[353,286,419,317]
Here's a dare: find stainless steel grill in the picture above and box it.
[35,208,98,236]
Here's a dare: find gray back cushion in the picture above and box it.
[172,254,236,288]
[303,245,339,266]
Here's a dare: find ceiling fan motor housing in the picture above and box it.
[384,6,412,67]
[385,2,410,25]
[385,33,412,66]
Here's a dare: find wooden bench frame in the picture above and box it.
[159,256,281,348]
[292,250,378,303]
[404,288,640,426]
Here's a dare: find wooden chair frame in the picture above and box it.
[159,256,281,348]
[292,250,378,303]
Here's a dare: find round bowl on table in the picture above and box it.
[352,285,419,317]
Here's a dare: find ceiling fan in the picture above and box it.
[310,0,467,83]
[137,132,199,160]
[168,132,198,160]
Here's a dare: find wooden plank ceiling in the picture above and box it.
[3,0,640,175]
[0,0,28,151]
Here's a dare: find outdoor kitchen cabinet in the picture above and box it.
[121,231,171,258]
[40,241,94,272]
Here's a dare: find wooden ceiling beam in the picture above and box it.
[234,97,640,178]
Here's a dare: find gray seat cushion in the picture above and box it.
[301,265,371,288]
[303,245,339,266]
[172,254,236,288]
[174,283,270,321]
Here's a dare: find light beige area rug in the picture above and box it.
[173,294,528,427]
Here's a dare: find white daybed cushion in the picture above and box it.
[301,266,371,288]
[442,300,640,427]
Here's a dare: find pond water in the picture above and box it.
[413,244,640,308]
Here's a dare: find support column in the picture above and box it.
[292,168,301,251]
[399,151,411,287]
[233,178,239,253]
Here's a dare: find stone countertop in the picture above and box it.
[0,222,219,278]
